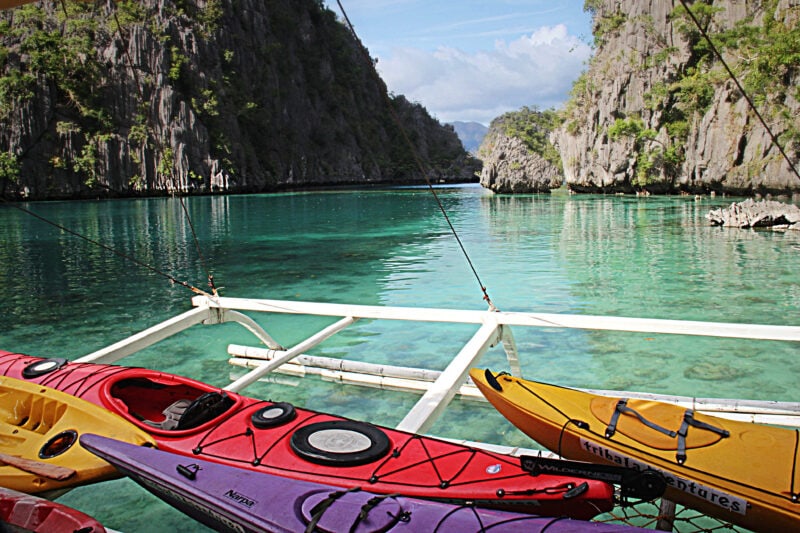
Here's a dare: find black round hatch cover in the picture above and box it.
[290,420,390,467]
[251,402,297,429]
[22,358,68,379]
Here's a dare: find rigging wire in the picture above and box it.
[334,0,496,311]
[0,0,218,297]
[677,0,800,182]
[2,201,209,295]
[106,0,219,295]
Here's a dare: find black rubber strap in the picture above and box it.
[348,493,404,533]
[306,487,361,533]
[605,399,677,439]
[676,410,729,464]
[791,429,800,503]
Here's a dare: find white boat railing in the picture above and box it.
[75,294,800,432]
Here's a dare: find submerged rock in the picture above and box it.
[706,198,800,229]
[684,362,750,381]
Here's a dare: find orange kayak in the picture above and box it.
[470,368,800,532]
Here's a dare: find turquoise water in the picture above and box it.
[1,186,799,530]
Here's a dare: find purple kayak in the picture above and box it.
[80,434,646,533]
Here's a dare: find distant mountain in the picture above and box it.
[449,122,489,154]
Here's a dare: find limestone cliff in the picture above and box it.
[477,108,562,193]
[0,0,477,199]
[553,0,800,195]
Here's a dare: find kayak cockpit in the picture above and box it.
[108,377,234,431]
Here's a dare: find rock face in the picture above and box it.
[479,135,561,193]
[553,0,800,195]
[0,0,477,199]
[706,198,800,228]
[477,110,562,193]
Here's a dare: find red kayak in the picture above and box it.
[0,486,106,533]
[0,350,614,519]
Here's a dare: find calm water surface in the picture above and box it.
[1,185,799,530]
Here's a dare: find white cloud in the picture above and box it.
[377,24,592,125]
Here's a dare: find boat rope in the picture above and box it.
[0,0,218,297]
[677,0,800,183]
[333,0,495,311]
[105,0,219,295]
[1,201,211,296]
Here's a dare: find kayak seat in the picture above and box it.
[143,399,192,431]
[141,392,234,431]
[175,392,235,430]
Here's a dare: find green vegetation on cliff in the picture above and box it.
[565,0,800,194]
[486,106,563,169]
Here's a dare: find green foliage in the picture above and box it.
[192,88,219,117]
[594,11,627,46]
[665,120,689,140]
[0,152,20,184]
[56,121,81,135]
[643,82,669,111]
[196,0,223,35]
[111,0,149,31]
[667,0,800,119]
[73,140,99,187]
[608,117,644,140]
[608,117,683,189]
[498,106,564,168]
[669,68,715,115]
[583,0,602,17]
[670,1,723,39]
[169,46,188,81]
[128,114,149,146]
[158,147,175,179]
[0,69,36,119]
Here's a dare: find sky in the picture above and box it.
[323,1,595,125]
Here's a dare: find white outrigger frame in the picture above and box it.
[76,294,800,435]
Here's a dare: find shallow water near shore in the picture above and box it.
[1,185,799,530]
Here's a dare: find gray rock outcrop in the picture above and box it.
[706,198,800,228]
[553,0,800,195]
[479,134,561,193]
[477,109,563,193]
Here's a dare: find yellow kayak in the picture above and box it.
[0,376,155,494]
[470,368,800,532]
